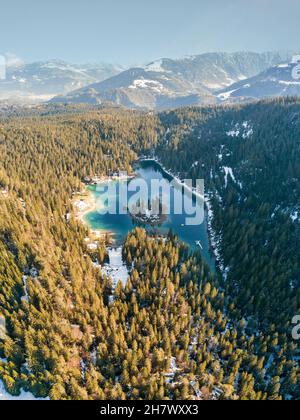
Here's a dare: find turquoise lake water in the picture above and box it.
[84,160,215,270]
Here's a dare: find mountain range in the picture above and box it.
[1,51,299,108]
[50,51,297,109]
[0,59,124,104]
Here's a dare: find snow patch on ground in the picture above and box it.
[128,78,167,94]
[279,80,300,86]
[21,267,38,303]
[22,275,29,303]
[217,145,225,161]
[290,211,299,222]
[222,166,242,189]
[0,317,6,340]
[223,167,236,188]
[226,128,240,137]
[226,121,253,139]
[218,89,238,101]
[165,357,180,383]
[101,248,129,291]
[0,380,48,400]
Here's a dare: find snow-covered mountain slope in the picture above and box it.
[218,58,300,101]
[50,67,216,110]
[0,60,123,103]
[50,51,295,110]
[145,52,295,90]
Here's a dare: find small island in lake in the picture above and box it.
[129,197,168,226]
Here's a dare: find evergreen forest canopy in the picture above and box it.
[0,99,299,400]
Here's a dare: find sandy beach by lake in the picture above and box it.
[72,185,115,242]
[73,189,97,223]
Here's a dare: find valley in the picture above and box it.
[0,100,299,400]
[1,0,299,404]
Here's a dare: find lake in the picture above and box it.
[84,160,215,270]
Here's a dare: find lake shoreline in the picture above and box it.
[72,173,134,241]
[138,157,216,272]
[72,185,115,241]
[138,157,205,201]
[72,163,216,272]
[73,189,97,223]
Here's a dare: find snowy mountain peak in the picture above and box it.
[1,51,298,108]
[51,51,296,110]
[144,59,167,73]
[218,57,300,101]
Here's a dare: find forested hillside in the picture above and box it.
[0,101,299,400]
[157,98,300,330]
[0,110,159,399]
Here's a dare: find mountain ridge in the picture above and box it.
[218,58,300,101]
[50,51,297,110]
[0,59,124,104]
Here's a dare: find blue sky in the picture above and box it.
[1,0,300,65]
